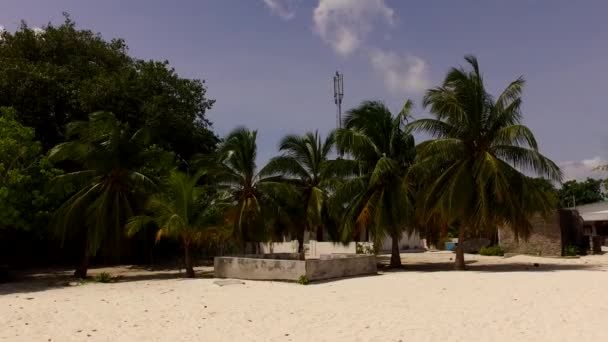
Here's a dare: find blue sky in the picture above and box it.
[2,0,608,180]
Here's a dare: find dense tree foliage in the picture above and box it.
[0,16,218,273]
[558,178,605,208]
[0,107,61,231]
[0,14,217,158]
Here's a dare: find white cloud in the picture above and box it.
[263,0,295,21]
[369,49,431,94]
[559,156,607,181]
[313,0,394,56]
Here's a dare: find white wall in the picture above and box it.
[252,231,423,257]
[377,232,423,252]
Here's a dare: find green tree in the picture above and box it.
[217,128,286,251]
[558,178,605,208]
[0,107,61,231]
[262,131,343,258]
[49,112,159,278]
[334,100,417,268]
[0,14,217,158]
[127,170,227,277]
[409,56,561,270]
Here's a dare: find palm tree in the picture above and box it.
[408,55,561,270]
[334,100,417,268]
[49,112,157,278]
[217,127,287,252]
[126,169,227,278]
[261,131,343,258]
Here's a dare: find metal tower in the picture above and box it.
[333,71,344,129]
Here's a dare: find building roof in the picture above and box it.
[569,202,608,222]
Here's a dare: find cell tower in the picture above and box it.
[333,71,344,129]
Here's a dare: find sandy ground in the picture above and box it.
[2,252,608,342]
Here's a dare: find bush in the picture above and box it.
[93,272,113,283]
[356,243,376,255]
[297,275,309,285]
[563,245,578,257]
[479,245,504,256]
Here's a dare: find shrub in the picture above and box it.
[479,245,504,256]
[356,243,376,255]
[563,245,578,257]
[297,275,309,285]
[93,272,113,283]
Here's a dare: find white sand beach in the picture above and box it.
[2,252,608,342]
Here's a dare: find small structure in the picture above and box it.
[570,202,608,253]
[214,253,377,282]
[499,209,585,256]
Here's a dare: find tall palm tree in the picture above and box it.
[261,131,343,258]
[49,112,157,278]
[126,169,227,278]
[408,55,561,270]
[334,100,417,268]
[217,127,287,252]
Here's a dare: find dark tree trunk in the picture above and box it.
[184,241,195,278]
[389,234,402,268]
[455,226,466,270]
[316,226,323,242]
[74,239,90,279]
[297,228,305,260]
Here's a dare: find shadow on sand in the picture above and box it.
[376,255,604,273]
[0,266,214,296]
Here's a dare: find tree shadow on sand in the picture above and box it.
[0,266,214,296]
[376,255,605,273]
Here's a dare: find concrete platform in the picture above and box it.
[214,254,377,282]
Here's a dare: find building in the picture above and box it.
[498,209,585,256]
[568,202,608,253]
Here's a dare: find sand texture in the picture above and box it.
[2,252,608,341]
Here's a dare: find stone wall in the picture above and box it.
[305,255,377,281]
[498,212,562,256]
[214,254,377,282]
[214,256,306,281]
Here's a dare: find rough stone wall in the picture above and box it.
[305,255,377,281]
[498,212,562,256]
[214,257,306,281]
[214,254,377,282]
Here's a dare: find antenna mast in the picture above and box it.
[333,71,344,129]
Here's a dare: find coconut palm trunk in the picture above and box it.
[390,233,401,268]
[297,227,306,260]
[455,226,466,270]
[183,239,195,278]
[74,238,90,278]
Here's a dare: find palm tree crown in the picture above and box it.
[409,55,561,269]
[334,100,417,267]
[127,169,227,277]
[218,127,286,247]
[48,112,157,277]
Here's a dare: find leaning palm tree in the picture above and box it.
[408,55,561,270]
[217,127,287,252]
[334,100,417,267]
[126,169,227,278]
[49,112,157,278]
[261,131,345,258]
